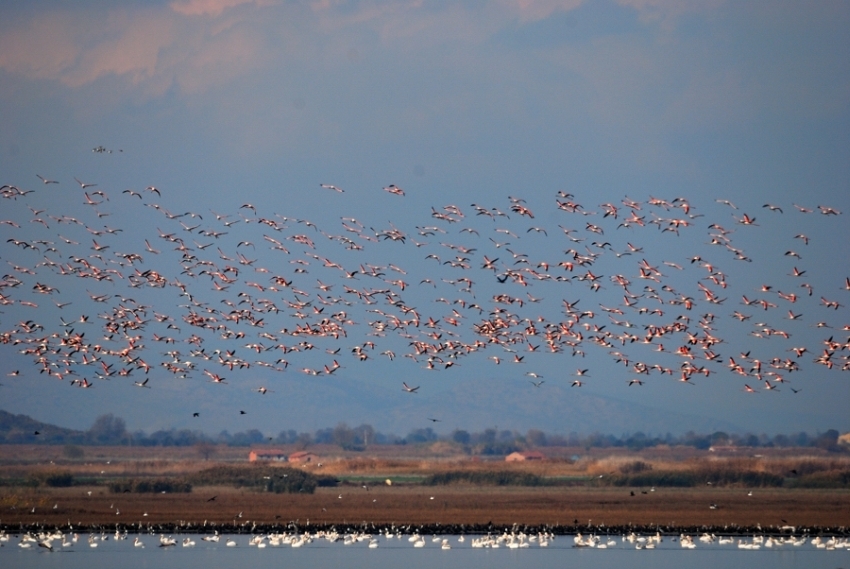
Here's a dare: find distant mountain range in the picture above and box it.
[0,375,739,446]
[1,372,746,442]
[0,409,85,444]
[259,375,744,436]
[98,373,742,437]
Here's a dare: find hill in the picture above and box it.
[0,409,85,444]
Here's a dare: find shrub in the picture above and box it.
[787,470,850,489]
[109,481,132,493]
[475,442,522,456]
[619,461,652,475]
[188,466,321,494]
[267,473,316,494]
[316,475,340,487]
[699,469,784,487]
[63,445,84,459]
[109,479,191,493]
[780,459,844,477]
[44,472,75,487]
[20,472,75,487]
[422,471,545,486]
[607,472,697,487]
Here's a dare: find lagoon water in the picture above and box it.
[2,533,847,569]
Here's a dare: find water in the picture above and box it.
[2,532,847,569]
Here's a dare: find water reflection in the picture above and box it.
[2,529,847,569]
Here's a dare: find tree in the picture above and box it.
[87,414,127,445]
[314,428,334,444]
[452,429,471,445]
[295,432,312,449]
[276,430,298,444]
[710,431,730,446]
[814,429,840,452]
[195,441,217,461]
[354,424,375,448]
[231,429,265,446]
[526,429,547,447]
[478,428,497,445]
[406,428,437,444]
[498,430,517,443]
[626,432,650,450]
[772,434,790,447]
[742,433,760,447]
[332,423,362,450]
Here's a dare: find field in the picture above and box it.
[1,444,848,533]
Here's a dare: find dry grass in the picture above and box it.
[589,454,850,475]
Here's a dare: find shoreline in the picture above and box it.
[2,521,849,538]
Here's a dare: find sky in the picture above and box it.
[0,0,848,438]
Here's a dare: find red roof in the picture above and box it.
[519,451,545,459]
[288,450,317,459]
[506,451,546,460]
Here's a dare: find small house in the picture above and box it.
[248,449,287,462]
[287,450,319,463]
[505,451,545,462]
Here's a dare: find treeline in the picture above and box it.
[421,467,850,489]
[421,460,850,489]
[0,411,846,453]
[186,465,332,493]
[600,458,850,489]
[109,479,192,493]
[12,466,326,494]
[107,466,326,494]
[423,471,546,486]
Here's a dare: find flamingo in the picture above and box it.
[74,177,97,189]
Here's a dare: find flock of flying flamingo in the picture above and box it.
[0,165,848,422]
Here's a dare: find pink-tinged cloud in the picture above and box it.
[66,13,177,88]
[0,9,177,89]
[170,0,270,17]
[172,26,268,94]
[0,13,81,80]
[0,5,269,94]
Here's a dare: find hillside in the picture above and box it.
[0,409,85,444]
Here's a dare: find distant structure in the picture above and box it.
[287,450,319,463]
[248,449,288,462]
[708,445,740,454]
[505,451,545,462]
[839,433,850,446]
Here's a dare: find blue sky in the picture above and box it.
[0,0,848,437]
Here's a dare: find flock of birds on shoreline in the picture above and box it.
[1,166,848,422]
[5,528,850,552]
